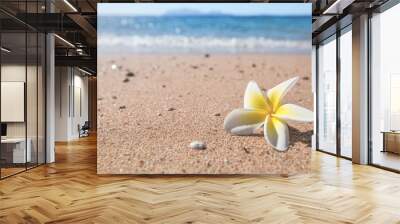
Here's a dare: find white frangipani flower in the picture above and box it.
[223,77,313,151]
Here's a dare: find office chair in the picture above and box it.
[79,121,90,138]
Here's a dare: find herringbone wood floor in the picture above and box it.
[1,135,400,224]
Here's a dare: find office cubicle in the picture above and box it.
[0,1,46,179]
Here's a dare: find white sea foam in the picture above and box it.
[98,35,310,53]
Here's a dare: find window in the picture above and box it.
[370,3,400,171]
[317,35,337,154]
[339,27,352,158]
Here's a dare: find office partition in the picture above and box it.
[0,1,47,179]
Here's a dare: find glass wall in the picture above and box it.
[316,25,353,159]
[339,27,352,158]
[0,2,46,179]
[0,30,28,177]
[370,3,400,171]
[317,35,337,154]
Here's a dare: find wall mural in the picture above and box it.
[97,3,313,174]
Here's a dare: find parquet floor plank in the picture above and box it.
[1,135,400,223]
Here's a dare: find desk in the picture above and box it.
[1,138,31,163]
[382,131,400,154]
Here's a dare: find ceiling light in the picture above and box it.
[323,0,355,15]
[63,0,78,12]
[76,48,85,55]
[1,47,11,53]
[78,67,93,76]
[54,34,75,48]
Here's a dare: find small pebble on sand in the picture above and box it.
[191,65,198,69]
[123,78,130,83]
[252,63,256,68]
[214,113,221,116]
[158,113,162,116]
[162,84,166,88]
[126,72,135,77]
[119,105,126,110]
[204,54,210,58]
[189,141,206,150]
[112,96,117,100]
[302,76,309,80]
[167,107,176,111]
[224,158,229,164]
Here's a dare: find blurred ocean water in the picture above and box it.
[98,15,311,53]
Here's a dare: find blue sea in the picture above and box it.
[98,15,311,54]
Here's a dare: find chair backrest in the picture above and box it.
[82,121,90,129]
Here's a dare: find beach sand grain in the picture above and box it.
[97,53,312,175]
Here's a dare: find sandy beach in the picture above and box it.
[97,53,312,175]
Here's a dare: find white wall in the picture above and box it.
[70,73,89,138]
[1,65,38,137]
[55,66,70,141]
[1,63,46,164]
[1,66,26,139]
[55,67,89,141]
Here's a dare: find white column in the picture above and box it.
[352,14,369,164]
[46,33,55,163]
[45,0,56,163]
[312,45,317,150]
[54,67,73,141]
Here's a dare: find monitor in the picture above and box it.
[1,123,7,137]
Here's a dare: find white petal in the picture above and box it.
[267,77,299,111]
[244,81,271,112]
[274,104,314,122]
[224,109,266,136]
[264,116,289,151]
